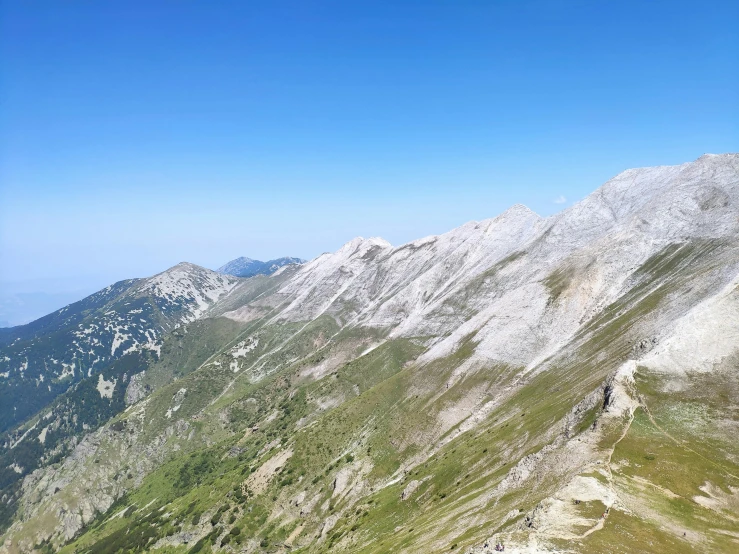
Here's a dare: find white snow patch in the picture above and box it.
[110,327,132,356]
[59,362,75,380]
[166,388,187,418]
[231,337,259,358]
[96,374,117,399]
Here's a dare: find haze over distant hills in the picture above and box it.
[1,154,738,553]
[0,290,102,329]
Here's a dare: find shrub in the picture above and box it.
[280,476,294,487]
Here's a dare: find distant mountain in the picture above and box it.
[217,256,304,277]
[0,263,241,434]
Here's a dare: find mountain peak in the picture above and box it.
[497,203,540,221]
[217,256,305,278]
[342,236,392,249]
[222,256,255,265]
[172,261,204,271]
[697,152,737,160]
[335,237,392,258]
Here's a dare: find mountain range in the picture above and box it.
[1,153,738,553]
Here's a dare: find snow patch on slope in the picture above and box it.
[96,374,117,399]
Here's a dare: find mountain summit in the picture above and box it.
[1,154,738,553]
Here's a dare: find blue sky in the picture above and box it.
[1,0,738,306]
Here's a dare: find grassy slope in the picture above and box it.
[15,241,739,553]
[580,365,739,554]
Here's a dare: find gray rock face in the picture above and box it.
[401,479,421,501]
[269,153,739,375]
[124,371,148,405]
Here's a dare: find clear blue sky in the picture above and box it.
[1,0,737,295]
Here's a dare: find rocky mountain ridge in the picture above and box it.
[1,153,738,554]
